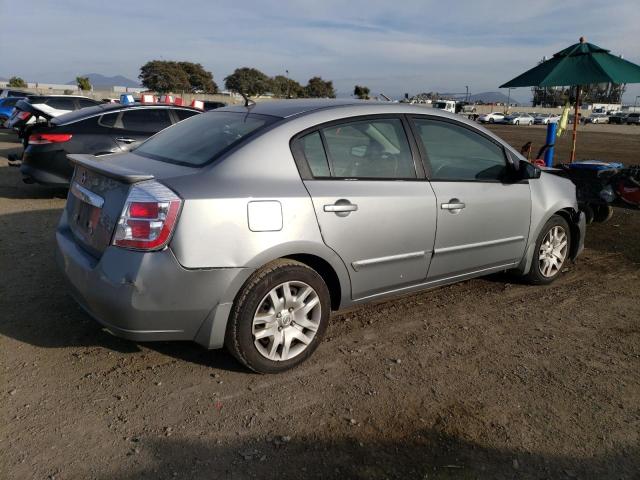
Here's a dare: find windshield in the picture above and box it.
[135,111,277,166]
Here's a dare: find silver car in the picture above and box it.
[56,100,585,373]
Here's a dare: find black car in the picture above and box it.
[7,95,103,141]
[20,103,202,186]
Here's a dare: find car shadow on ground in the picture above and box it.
[94,429,638,480]
[0,207,247,370]
[0,165,69,200]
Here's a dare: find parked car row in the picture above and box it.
[477,111,554,125]
[1,91,231,186]
[476,109,639,126]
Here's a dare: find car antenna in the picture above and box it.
[379,93,392,102]
[239,92,255,107]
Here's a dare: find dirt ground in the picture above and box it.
[1,125,639,480]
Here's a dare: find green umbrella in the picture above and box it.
[500,37,640,162]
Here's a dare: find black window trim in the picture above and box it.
[408,114,517,184]
[290,113,426,181]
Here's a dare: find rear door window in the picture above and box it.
[300,131,330,177]
[121,108,172,132]
[99,112,119,128]
[319,118,416,179]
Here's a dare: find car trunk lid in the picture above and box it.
[65,153,191,258]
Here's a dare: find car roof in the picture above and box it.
[52,103,201,125]
[217,99,365,118]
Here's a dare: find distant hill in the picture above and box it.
[66,73,140,88]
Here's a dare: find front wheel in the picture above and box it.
[524,215,571,285]
[225,259,331,373]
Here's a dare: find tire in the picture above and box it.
[524,215,571,285]
[489,118,494,124]
[593,205,614,223]
[515,120,519,125]
[225,259,331,374]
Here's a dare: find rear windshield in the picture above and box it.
[135,111,277,166]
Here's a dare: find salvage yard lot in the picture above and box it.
[1,125,639,479]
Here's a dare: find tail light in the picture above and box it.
[18,111,31,120]
[28,133,73,145]
[113,181,182,251]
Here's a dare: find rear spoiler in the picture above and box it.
[68,154,154,184]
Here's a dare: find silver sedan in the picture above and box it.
[57,100,585,373]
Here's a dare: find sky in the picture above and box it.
[1,0,640,103]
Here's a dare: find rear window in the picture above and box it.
[1,98,19,107]
[135,112,277,166]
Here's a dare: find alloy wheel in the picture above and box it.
[252,281,321,361]
[538,226,568,278]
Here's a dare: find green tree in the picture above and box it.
[354,85,370,99]
[270,75,304,98]
[76,76,92,91]
[139,60,192,93]
[224,67,271,96]
[8,76,27,88]
[178,62,218,93]
[305,76,336,98]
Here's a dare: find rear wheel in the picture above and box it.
[524,215,571,285]
[225,259,331,374]
[515,120,520,125]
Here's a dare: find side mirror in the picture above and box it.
[350,145,367,158]
[519,161,541,179]
[507,156,541,181]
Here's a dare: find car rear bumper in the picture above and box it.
[20,149,72,186]
[55,210,252,349]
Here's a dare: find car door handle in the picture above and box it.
[115,137,136,144]
[324,200,358,217]
[441,199,466,211]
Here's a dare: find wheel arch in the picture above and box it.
[554,207,582,261]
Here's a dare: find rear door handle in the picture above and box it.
[115,137,136,144]
[441,199,466,212]
[324,200,358,217]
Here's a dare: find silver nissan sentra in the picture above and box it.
[56,99,585,373]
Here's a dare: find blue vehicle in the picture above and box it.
[0,97,22,127]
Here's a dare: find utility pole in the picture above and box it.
[285,69,290,98]
[465,85,469,103]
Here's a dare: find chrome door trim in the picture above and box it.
[70,182,104,208]
[354,262,518,302]
[434,235,524,254]
[351,250,427,272]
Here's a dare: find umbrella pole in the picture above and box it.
[570,85,581,163]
